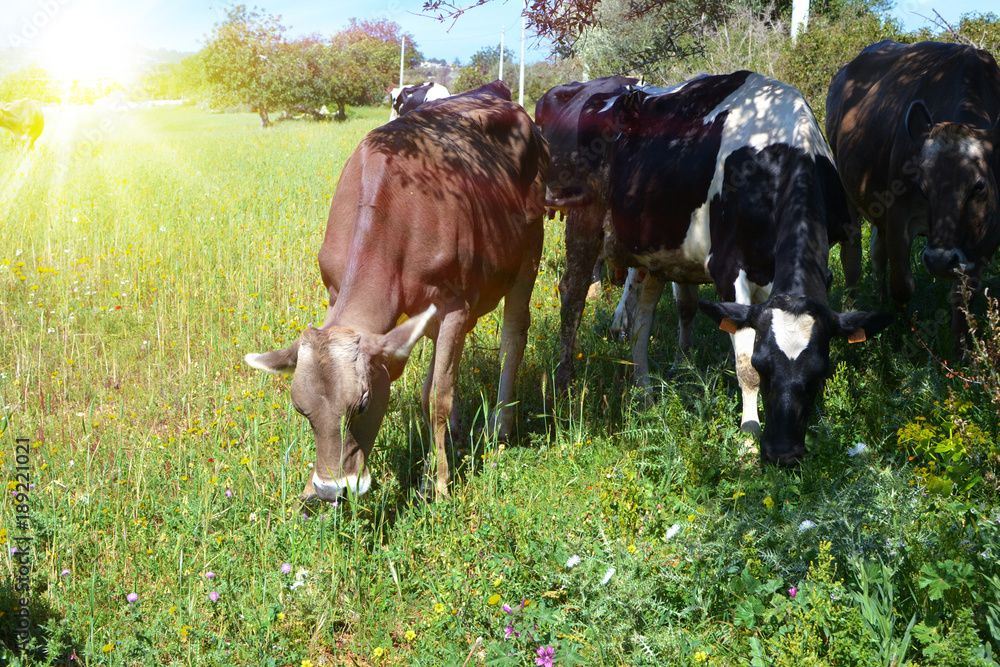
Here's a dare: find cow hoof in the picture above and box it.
[741,420,761,437]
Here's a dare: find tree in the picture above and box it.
[202,4,288,127]
[453,45,517,93]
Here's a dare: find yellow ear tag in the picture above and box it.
[395,313,410,327]
[719,318,739,334]
[848,328,866,344]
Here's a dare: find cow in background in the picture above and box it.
[534,75,638,391]
[1,99,44,149]
[389,82,450,120]
[826,40,1000,351]
[246,81,548,502]
[547,71,891,465]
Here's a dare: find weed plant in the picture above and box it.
[1,106,999,665]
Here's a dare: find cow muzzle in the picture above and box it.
[760,442,804,467]
[922,247,971,278]
[545,185,593,211]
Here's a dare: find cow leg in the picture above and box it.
[630,273,666,388]
[420,309,469,500]
[673,282,699,368]
[870,224,889,304]
[488,252,538,440]
[841,203,863,306]
[731,272,760,436]
[555,208,604,393]
[611,268,641,339]
[885,218,916,306]
[950,276,977,358]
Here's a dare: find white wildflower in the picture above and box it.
[601,566,616,585]
[798,520,817,531]
[847,442,867,457]
[566,555,581,569]
[665,524,681,540]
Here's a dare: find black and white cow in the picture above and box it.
[546,71,892,465]
[390,82,450,120]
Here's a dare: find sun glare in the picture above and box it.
[36,9,138,84]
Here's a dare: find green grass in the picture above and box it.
[1,104,999,666]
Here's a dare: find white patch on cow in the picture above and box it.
[312,468,371,500]
[680,73,832,264]
[770,310,815,360]
[922,135,985,163]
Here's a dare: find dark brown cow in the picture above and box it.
[534,75,638,391]
[246,81,548,503]
[826,40,1000,347]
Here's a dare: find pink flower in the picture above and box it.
[504,624,519,639]
[206,571,215,579]
[126,593,138,603]
[503,603,513,614]
[225,489,233,498]
[536,645,555,667]
[789,587,798,599]
[209,591,220,602]
[282,563,292,574]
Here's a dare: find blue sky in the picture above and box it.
[1,0,997,79]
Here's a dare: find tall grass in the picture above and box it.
[0,105,998,666]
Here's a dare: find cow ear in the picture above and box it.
[245,339,301,376]
[699,300,757,332]
[364,305,438,379]
[835,310,893,343]
[906,100,934,143]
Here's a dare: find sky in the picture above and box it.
[0,0,997,81]
[1,0,552,80]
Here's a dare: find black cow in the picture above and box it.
[826,40,1000,349]
[546,71,891,465]
[390,82,451,120]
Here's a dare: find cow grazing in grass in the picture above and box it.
[826,40,1000,350]
[546,71,891,465]
[246,81,548,502]
[389,82,450,120]
[534,75,638,390]
[1,99,43,149]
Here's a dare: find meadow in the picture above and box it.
[1,104,999,666]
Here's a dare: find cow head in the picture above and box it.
[907,101,1000,279]
[535,76,637,211]
[245,306,436,503]
[700,297,892,466]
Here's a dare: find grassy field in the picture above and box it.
[1,104,999,666]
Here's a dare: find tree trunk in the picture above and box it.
[335,102,346,122]
[258,108,271,128]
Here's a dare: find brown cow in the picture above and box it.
[826,41,1000,349]
[245,81,548,503]
[0,99,44,149]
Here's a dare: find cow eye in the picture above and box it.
[357,390,370,415]
[971,180,987,196]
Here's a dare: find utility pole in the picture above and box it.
[518,0,526,106]
[499,26,504,82]
[399,35,406,88]
[791,0,809,42]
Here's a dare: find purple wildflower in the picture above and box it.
[209,591,220,602]
[503,603,513,614]
[61,569,70,577]
[206,571,215,579]
[535,645,555,667]
[225,489,233,498]
[126,593,138,603]
[282,563,292,574]
[789,587,798,599]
